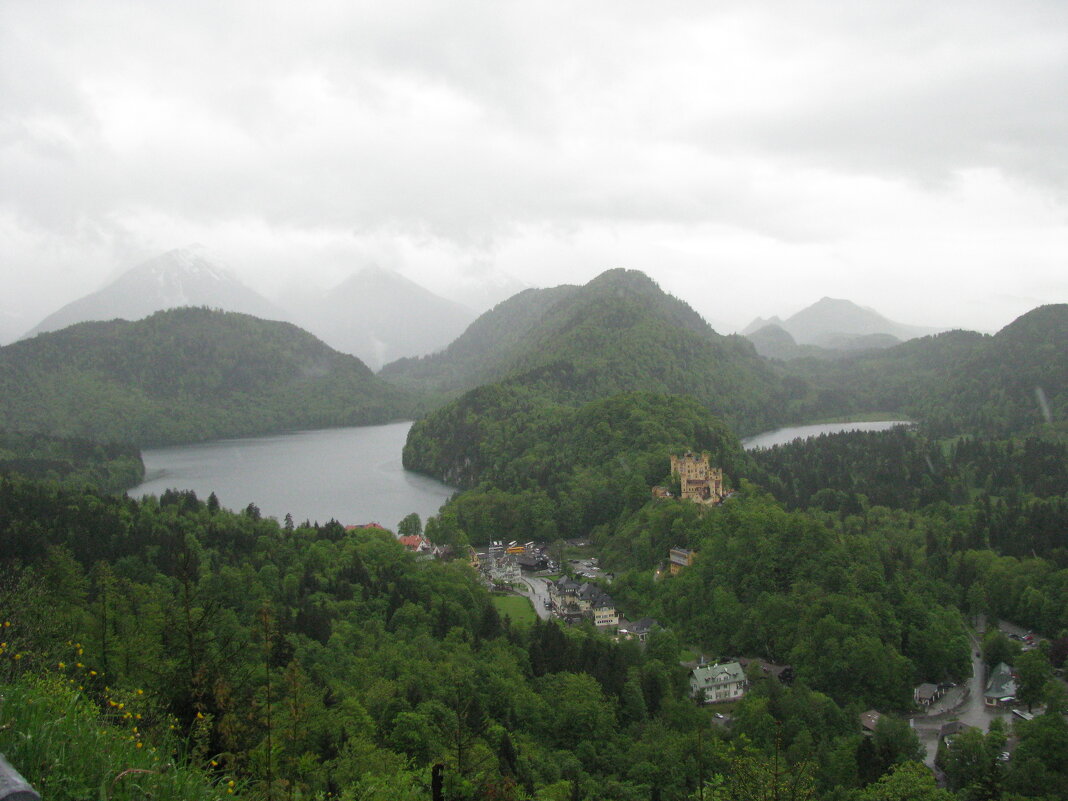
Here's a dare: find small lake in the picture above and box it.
[130,422,455,528]
[742,420,912,451]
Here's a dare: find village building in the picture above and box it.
[736,657,793,684]
[669,547,696,575]
[548,577,619,629]
[398,534,432,553]
[984,662,1017,707]
[670,452,725,505]
[939,721,975,741]
[914,682,944,707]
[859,709,882,734]
[690,661,747,703]
[517,551,548,571]
[591,596,620,628]
[618,617,661,643]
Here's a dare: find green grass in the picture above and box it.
[491,594,537,627]
[0,673,242,801]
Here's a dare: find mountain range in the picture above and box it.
[24,248,290,339]
[21,249,476,370]
[8,255,1066,449]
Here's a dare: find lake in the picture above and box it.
[742,420,911,450]
[130,421,455,528]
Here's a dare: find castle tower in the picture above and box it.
[670,452,724,504]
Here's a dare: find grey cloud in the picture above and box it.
[1,0,1066,335]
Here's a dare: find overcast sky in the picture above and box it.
[2,0,1067,342]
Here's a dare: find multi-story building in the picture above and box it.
[690,661,747,703]
[670,452,724,505]
[669,547,696,575]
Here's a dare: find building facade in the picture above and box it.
[690,661,747,703]
[670,452,725,505]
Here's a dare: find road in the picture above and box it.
[516,575,552,620]
[913,631,1014,767]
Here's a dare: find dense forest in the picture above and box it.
[4,290,1068,799]
[405,390,745,546]
[0,430,144,492]
[0,308,416,447]
[6,422,1068,799]
[0,478,869,801]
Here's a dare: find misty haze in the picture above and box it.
[2,2,1067,800]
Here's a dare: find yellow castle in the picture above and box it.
[670,452,724,505]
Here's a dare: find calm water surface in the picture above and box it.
[131,422,454,528]
[742,420,911,450]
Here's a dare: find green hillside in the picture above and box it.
[390,269,785,436]
[784,304,1068,438]
[0,308,415,446]
[404,390,745,543]
[379,283,579,396]
[0,430,144,492]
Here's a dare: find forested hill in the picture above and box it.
[387,269,785,435]
[0,430,144,492]
[787,304,1068,438]
[379,282,579,396]
[404,391,745,543]
[0,308,415,446]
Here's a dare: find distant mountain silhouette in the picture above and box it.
[744,297,942,350]
[292,267,476,370]
[23,248,289,338]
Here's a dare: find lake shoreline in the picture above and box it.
[129,421,454,528]
[742,419,912,451]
